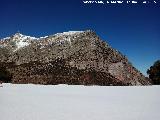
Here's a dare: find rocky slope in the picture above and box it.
[0,30,151,85]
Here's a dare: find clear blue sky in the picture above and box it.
[0,0,160,76]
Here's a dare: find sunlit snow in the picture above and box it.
[0,83,160,120]
[16,40,30,49]
[55,31,83,36]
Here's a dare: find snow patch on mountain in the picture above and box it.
[1,37,10,41]
[11,33,38,50]
[40,36,48,39]
[53,31,84,45]
[0,31,84,50]
[55,31,84,36]
[0,45,4,48]
[15,40,30,49]
[12,33,38,41]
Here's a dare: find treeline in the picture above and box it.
[147,60,160,85]
[0,59,126,86]
[0,63,13,83]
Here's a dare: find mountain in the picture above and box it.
[0,30,151,85]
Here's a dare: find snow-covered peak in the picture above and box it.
[1,31,84,41]
[0,31,85,51]
[12,32,38,41]
[8,33,39,50]
[13,32,23,38]
[55,31,84,36]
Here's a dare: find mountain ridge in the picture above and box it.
[0,30,151,85]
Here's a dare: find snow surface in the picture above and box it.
[0,83,160,120]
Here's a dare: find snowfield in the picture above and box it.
[0,84,160,120]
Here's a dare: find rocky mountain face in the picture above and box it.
[0,30,151,85]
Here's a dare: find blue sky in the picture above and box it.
[0,0,159,76]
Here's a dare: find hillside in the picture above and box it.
[0,30,151,85]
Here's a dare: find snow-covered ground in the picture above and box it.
[0,83,160,120]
